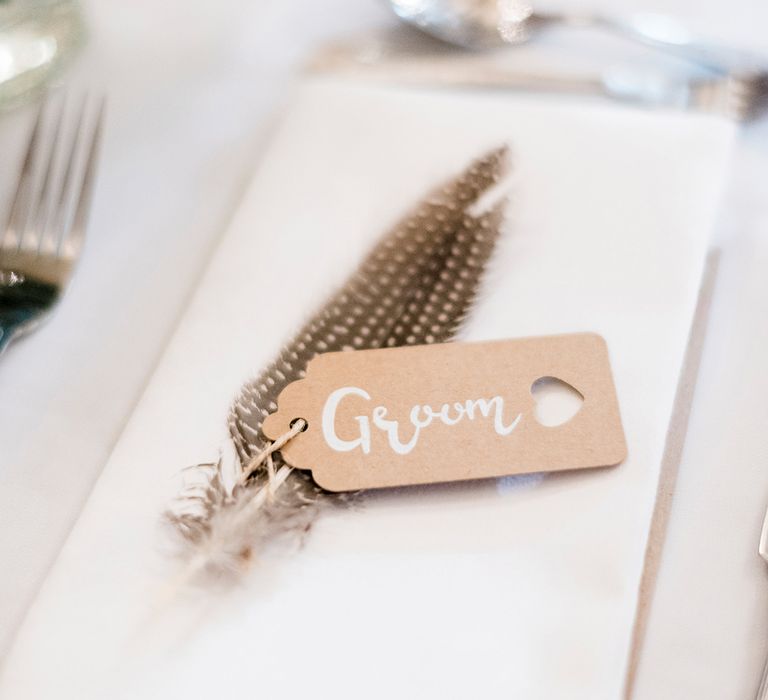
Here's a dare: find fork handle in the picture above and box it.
[0,277,59,357]
[0,321,21,357]
[756,649,768,700]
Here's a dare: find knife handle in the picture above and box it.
[755,651,768,700]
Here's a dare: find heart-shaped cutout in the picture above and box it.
[530,376,584,427]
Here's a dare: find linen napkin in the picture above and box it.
[0,77,734,699]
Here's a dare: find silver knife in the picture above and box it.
[756,510,768,698]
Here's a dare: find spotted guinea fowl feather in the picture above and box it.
[164,145,510,576]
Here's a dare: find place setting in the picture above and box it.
[1,1,767,698]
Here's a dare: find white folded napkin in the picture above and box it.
[0,77,734,699]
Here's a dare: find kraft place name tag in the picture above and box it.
[262,333,627,492]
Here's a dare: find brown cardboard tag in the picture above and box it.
[262,333,626,491]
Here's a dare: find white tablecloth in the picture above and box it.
[1,1,767,697]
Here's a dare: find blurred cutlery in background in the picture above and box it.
[755,507,768,699]
[0,95,104,356]
[313,31,768,121]
[375,2,768,120]
[388,0,767,76]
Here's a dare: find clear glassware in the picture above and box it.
[0,0,84,109]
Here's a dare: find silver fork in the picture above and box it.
[0,95,104,356]
[601,65,768,121]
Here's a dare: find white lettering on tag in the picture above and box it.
[321,386,522,456]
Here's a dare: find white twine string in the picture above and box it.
[238,418,308,495]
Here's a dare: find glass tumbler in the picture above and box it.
[0,0,84,109]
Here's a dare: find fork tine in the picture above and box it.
[31,95,67,254]
[59,97,104,259]
[49,95,87,254]
[1,99,46,250]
